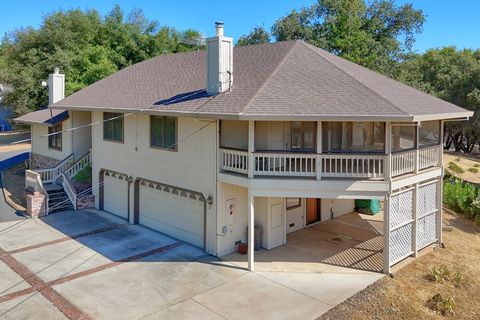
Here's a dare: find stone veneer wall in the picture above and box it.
[77,195,95,210]
[31,153,61,169]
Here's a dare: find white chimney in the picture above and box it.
[206,22,233,94]
[48,67,65,105]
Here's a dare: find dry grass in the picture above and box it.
[319,210,480,320]
[444,152,480,184]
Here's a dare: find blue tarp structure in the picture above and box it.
[0,152,29,171]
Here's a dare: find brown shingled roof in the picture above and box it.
[14,108,68,126]
[51,40,471,121]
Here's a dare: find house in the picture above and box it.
[0,84,13,131]
[15,22,472,274]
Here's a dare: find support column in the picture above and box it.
[316,121,322,180]
[415,123,420,174]
[248,120,254,178]
[247,188,254,271]
[383,193,391,274]
[437,121,444,245]
[385,122,392,180]
[412,184,418,257]
[437,179,443,245]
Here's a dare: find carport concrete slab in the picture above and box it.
[0,293,68,320]
[13,224,178,282]
[258,271,383,306]
[53,248,246,320]
[143,299,224,320]
[0,260,30,295]
[193,272,331,320]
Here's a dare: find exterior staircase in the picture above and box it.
[45,184,74,213]
[25,151,91,215]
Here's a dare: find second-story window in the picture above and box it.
[150,115,177,151]
[48,123,62,150]
[103,112,124,142]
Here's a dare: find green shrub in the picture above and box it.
[444,178,480,222]
[429,265,451,283]
[474,163,480,168]
[468,167,479,173]
[73,164,92,183]
[448,162,464,174]
[426,294,455,316]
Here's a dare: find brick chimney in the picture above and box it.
[48,67,65,105]
[206,22,233,94]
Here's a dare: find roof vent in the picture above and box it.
[206,22,233,94]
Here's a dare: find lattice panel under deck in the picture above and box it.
[418,182,437,217]
[390,190,413,228]
[389,223,413,264]
[417,212,437,250]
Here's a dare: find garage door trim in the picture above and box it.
[134,177,207,249]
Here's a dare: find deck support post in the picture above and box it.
[437,121,444,245]
[316,121,322,180]
[383,193,391,274]
[412,184,418,257]
[248,121,254,178]
[247,188,254,271]
[415,122,420,174]
[385,122,392,180]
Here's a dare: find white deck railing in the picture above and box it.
[419,145,441,170]
[221,148,248,174]
[254,152,317,177]
[391,150,416,177]
[34,153,74,183]
[319,154,385,178]
[220,145,442,180]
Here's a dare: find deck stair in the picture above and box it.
[45,183,74,213]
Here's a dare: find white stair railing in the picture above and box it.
[34,153,74,183]
[64,151,91,179]
[61,173,77,210]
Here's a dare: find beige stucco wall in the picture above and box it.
[31,119,72,162]
[91,112,217,254]
[220,120,248,149]
[71,110,92,160]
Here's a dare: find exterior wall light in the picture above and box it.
[207,195,214,209]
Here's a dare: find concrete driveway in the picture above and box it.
[0,208,383,320]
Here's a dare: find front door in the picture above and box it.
[306,198,321,225]
[270,202,285,248]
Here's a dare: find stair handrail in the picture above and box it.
[25,169,49,215]
[34,153,74,183]
[60,173,77,211]
[64,151,91,179]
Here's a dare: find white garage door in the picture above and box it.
[104,174,128,220]
[139,183,204,248]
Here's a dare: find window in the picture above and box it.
[291,121,315,151]
[322,122,385,153]
[286,198,301,210]
[103,113,124,142]
[48,124,62,150]
[391,125,416,152]
[419,121,440,147]
[150,116,177,150]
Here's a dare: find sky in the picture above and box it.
[0,0,478,52]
